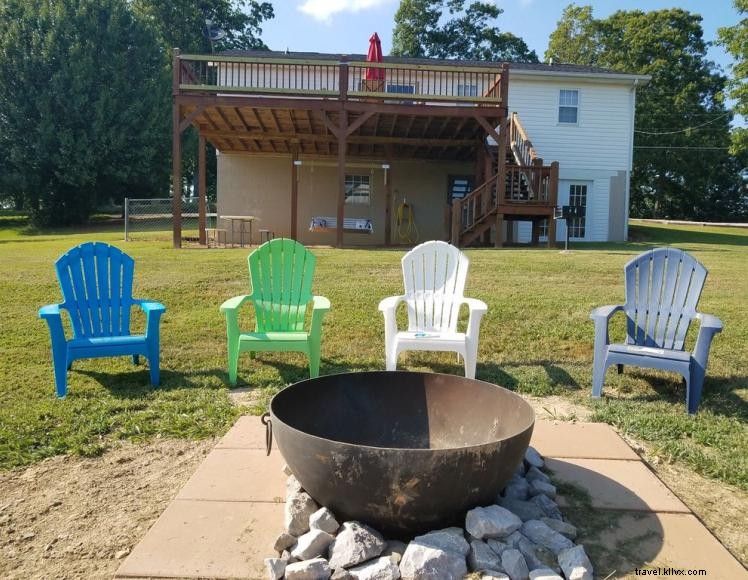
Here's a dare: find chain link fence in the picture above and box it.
[124,198,217,242]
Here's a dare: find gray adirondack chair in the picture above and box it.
[591,247,722,414]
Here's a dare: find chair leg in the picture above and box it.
[385,345,398,371]
[132,354,140,366]
[308,341,321,379]
[617,364,624,374]
[591,351,608,398]
[52,347,69,398]
[686,366,706,415]
[463,349,477,380]
[228,346,240,386]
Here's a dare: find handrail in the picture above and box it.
[176,54,506,105]
[509,113,540,168]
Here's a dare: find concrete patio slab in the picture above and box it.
[116,499,283,579]
[530,421,639,460]
[117,417,745,579]
[548,457,690,513]
[176,448,286,503]
[589,512,748,579]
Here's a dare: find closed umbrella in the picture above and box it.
[365,32,385,91]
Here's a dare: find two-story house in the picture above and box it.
[170,50,649,248]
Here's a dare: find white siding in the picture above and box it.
[507,77,634,172]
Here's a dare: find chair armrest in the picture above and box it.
[695,312,723,332]
[39,303,64,319]
[133,299,166,314]
[590,305,623,321]
[461,297,488,315]
[220,294,251,313]
[312,296,331,312]
[378,295,405,312]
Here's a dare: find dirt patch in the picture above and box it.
[0,438,214,579]
[523,394,592,422]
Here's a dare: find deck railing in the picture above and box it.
[176,54,507,106]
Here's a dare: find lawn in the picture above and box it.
[0,217,746,493]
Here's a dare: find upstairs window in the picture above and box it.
[558,89,579,124]
[345,174,371,205]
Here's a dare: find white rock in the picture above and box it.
[265,557,286,580]
[516,536,559,572]
[503,531,525,549]
[331,569,353,580]
[525,466,550,484]
[283,464,293,476]
[499,498,546,522]
[287,474,303,496]
[274,531,297,552]
[310,507,340,535]
[466,505,522,539]
[529,495,563,520]
[524,447,544,468]
[292,529,335,560]
[529,568,563,580]
[285,557,332,580]
[328,522,385,569]
[399,542,468,580]
[412,527,469,556]
[540,518,577,540]
[557,545,594,580]
[520,521,574,555]
[528,480,557,499]
[501,549,529,580]
[468,540,502,572]
[486,538,509,557]
[382,540,407,564]
[503,477,530,500]
[481,572,511,580]
[348,556,401,580]
[285,491,319,536]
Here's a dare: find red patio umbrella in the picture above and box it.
[365,32,385,82]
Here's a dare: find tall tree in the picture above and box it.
[391,0,538,62]
[718,0,748,155]
[546,6,744,220]
[0,0,170,226]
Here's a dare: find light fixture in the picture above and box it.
[293,160,302,166]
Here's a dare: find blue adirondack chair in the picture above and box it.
[39,242,166,397]
[591,247,722,414]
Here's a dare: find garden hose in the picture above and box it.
[396,199,419,244]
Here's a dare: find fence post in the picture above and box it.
[124,198,129,241]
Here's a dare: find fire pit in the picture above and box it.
[266,371,534,536]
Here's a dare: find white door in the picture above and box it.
[555,180,592,242]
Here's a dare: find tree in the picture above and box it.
[391,0,538,62]
[0,0,171,226]
[546,6,745,221]
[718,0,748,155]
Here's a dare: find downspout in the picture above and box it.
[625,79,638,241]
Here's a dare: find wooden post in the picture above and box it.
[336,109,348,248]
[384,147,393,246]
[495,212,504,248]
[531,158,543,200]
[198,134,206,245]
[291,144,299,240]
[451,200,461,246]
[172,48,182,249]
[548,161,560,248]
[495,116,508,208]
[531,219,540,245]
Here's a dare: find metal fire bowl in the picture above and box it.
[268,371,535,537]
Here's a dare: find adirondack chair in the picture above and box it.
[591,247,722,414]
[39,242,165,398]
[219,238,330,383]
[379,240,487,379]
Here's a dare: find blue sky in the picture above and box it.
[261,1,741,73]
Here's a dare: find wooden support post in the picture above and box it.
[172,48,182,249]
[336,109,348,248]
[495,116,508,207]
[548,161,560,248]
[384,146,393,246]
[198,134,206,245]
[451,200,461,247]
[531,219,540,245]
[291,144,299,240]
[495,212,504,248]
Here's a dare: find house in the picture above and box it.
[170,50,649,248]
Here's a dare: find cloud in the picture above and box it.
[297,0,392,22]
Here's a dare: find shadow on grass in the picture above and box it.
[75,366,228,398]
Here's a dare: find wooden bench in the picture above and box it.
[309,217,373,234]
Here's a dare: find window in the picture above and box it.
[448,176,473,203]
[568,184,587,238]
[558,89,579,124]
[457,84,478,97]
[386,84,416,94]
[345,174,371,205]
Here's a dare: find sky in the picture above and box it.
[260,0,742,73]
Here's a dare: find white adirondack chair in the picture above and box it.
[378,240,487,378]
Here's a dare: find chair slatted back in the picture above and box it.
[248,239,316,332]
[624,247,707,351]
[55,242,135,338]
[401,241,469,333]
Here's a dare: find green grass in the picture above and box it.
[0,216,746,491]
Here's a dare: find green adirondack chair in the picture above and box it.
[220,239,330,384]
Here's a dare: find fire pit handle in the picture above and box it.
[261,413,273,456]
